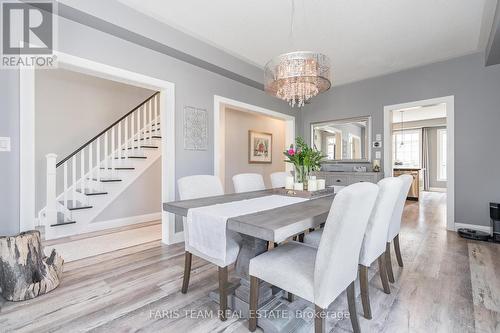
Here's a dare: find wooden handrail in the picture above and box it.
[56,91,159,168]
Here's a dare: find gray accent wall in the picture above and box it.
[301,53,500,227]
[0,70,20,236]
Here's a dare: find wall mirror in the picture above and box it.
[311,116,371,162]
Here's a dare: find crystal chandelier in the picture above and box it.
[264,51,331,107]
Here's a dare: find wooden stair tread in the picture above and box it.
[77,188,108,196]
[59,201,92,211]
[99,166,135,170]
[114,156,147,159]
[89,177,122,182]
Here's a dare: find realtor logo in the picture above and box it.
[1,1,57,67]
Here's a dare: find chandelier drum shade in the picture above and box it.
[264,51,331,108]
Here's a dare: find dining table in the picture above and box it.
[163,188,336,332]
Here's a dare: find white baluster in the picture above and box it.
[63,161,68,211]
[89,141,93,183]
[118,121,122,161]
[148,99,152,145]
[125,117,129,159]
[96,136,101,187]
[111,126,115,175]
[45,153,57,226]
[142,104,147,153]
[136,107,141,148]
[131,112,135,148]
[155,94,159,119]
[80,148,85,203]
[72,155,77,207]
[104,132,108,177]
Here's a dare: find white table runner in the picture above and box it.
[186,195,308,264]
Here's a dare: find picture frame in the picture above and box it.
[248,130,272,163]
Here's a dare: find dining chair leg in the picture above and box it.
[218,266,228,321]
[394,234,404,267]
[378,255,391,294]
[347,281,361,333]
[181,251,192,294]
[385,242,396,283]
[359,265,372,319]
[314,305,325,333]
[249,276,259,332]
[287,292,294,302]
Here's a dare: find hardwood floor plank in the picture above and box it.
[469,242,500,333]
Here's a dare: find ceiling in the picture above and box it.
[117,0,496,86]
[392,103,447,122]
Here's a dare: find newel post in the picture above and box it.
[46,153,58,226]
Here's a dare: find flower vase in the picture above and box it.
[294,165,309,190]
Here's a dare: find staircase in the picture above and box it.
[38,92,161,240]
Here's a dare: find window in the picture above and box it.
[393,129,421,168]
[437,129,447,181]
[326,136,335,159]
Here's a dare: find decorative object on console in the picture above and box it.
[353,166,367,172]
[184,106,208,150]
[248,131,272,163]
[284,137,325,190]
[372,159,381,172]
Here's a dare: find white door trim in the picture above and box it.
[19,51,177,245]
[383,95,455,231]
[213,95,296,183]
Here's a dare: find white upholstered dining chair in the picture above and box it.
[248,182,379,333]
[385,174,413,282]
[177,175,240,321]
[357,177,403,319]
[302,178,403,319]
[232,173,265,193]
[270,171,288,188]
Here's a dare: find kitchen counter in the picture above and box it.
[393,167,422,171]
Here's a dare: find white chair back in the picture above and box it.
[270,171,288,188]
[359,177,403,266]
[178,175,224,200]
[178,175,224,251]
[313,182,379,309]
[387,174,413,242]
[232,173,265,193]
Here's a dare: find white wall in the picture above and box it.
[35,68,155,214]
[224,108,286,193]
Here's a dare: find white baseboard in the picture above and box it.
[455,223,492,233]
[428,187,447,193]
[86,212,162,233]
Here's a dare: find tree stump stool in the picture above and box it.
[0,230,64,301]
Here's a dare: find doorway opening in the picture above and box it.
[383,96,454,230]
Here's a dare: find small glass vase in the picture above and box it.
[294,165,309,190]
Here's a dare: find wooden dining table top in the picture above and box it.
[163,189,335,243]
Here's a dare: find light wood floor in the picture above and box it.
[0,192,499,332]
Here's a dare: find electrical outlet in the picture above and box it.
[0,137,11,152]
[375,134,382,141]
[375,151,381,159]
